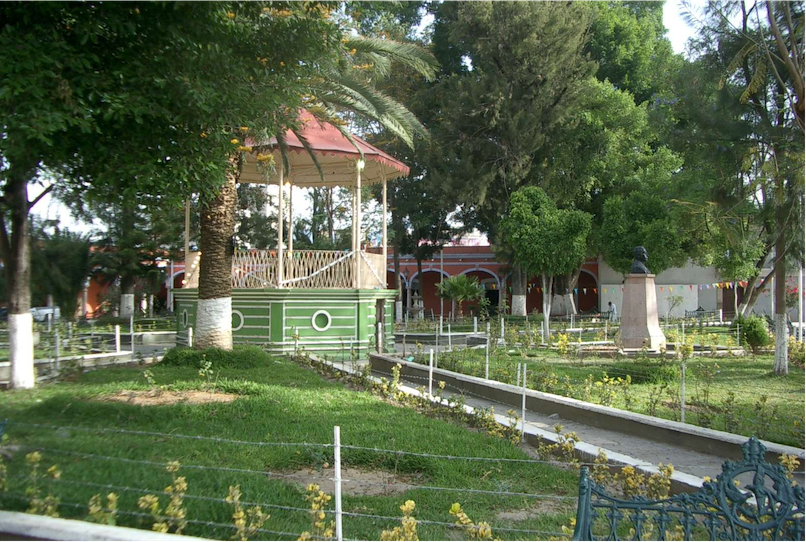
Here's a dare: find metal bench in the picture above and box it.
[572,437,804,541]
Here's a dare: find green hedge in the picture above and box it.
[160,345,269,368]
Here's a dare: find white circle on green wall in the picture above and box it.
[311,310,332,332]
[181,309,189,328]
[232,310,244,332]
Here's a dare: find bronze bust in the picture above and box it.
[630,246,651,274]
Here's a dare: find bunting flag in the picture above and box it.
[621,287,624,292]
[593,288,597,294]
[660,286,664,292]
[689,285,694,291]
[574,288,578,295]
[583,288,587,295]
[602,288,607,294]
[669,286,674,292]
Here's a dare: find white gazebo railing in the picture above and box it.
[228,249,385,290]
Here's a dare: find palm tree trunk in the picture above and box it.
[195,155,239,350]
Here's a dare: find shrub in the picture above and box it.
[788,336,805,368]
[160,345,268,368]
[734,315,769,353]
[607,361,679,385]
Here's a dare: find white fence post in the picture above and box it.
[377,322,383,353]
[500,317,505,341]
[605,319,608,341]
[516,362,521,388]
[718,309,723,323]
[54,330,61,374]
[485,338,490,380]
[737,323,741,347]
[333,426,343,542]
[682,321,685,345]
[486,321,490,339]
[447,323,452,351]
[521,364,527,440]
[114,325,121,353]
[428,349,434,398]
[439,315,443,336]
[187,326,193,348]
[681,362,686,424]
[473,317,478,334]
[130,315,134,335]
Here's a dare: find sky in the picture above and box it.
[31,0,700,236]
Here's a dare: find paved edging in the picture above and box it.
[369,352,804,466]
[0,510,207,541]
[307,354,706,492]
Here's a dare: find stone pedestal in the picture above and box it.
[621,274,666,351]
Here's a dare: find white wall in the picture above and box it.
[599,259,721,318]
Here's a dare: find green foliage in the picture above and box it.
[436,275,483,316]
[430,1,596,237]
[160,345,269,369]
[599,192,690,275]
[500,187,592,279]
[608,360,680,385]
[29,221,92,320]
[734,315,770,353]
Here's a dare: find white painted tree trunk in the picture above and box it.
[541,273,552,340]
[120,293,135,319]
[9,313,35,388]
[512,295,527,317]
[194,297,233,350]
[773,314,788,375]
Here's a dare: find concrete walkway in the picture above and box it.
[339,353,805,490]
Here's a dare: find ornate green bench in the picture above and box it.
[572,437,804,541]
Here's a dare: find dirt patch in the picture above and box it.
[495,500,573,521]
[100,390,239,406]
[282,467,416,497]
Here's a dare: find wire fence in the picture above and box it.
[0,419,578,541]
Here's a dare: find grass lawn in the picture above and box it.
[0,353,578,540]
[423,347,805,448]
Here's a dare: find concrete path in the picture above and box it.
[359,351,805,489]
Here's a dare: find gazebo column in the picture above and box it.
[382,175,388,288]
[354,159,364,288]
[277,165,284,285]
[287,181,293,254]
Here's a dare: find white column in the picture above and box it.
[288,181,293,254]
[277,165,284,285]
[382,175,388,288]
[355,160,363,289]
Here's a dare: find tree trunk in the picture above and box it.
[511,265,527,316]
[541,273,552,339]
[739,269,773,315]
[119,276,136,319]
[0,162,36,388]
[773,220,788,374]
[195,156,239,350]
[499,273,508,315]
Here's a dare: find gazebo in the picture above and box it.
[174,112,407,357]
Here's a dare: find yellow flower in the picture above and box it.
[227,11,235,19]
[240,126,249,132]
[230,138,240,144]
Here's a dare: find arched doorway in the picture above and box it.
[411,269,449,317]
[576,270,598,312]
[460,269,500,317]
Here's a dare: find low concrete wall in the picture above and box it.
[0,511,206,541]
[0,352,161,388]
[369,353,804,466]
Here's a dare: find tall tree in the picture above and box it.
[430,1,596,315]
[673,0,805,374]
[1,2,349,385]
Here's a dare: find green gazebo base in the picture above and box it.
[173,288,396,359]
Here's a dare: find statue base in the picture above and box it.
[621,274,666,351]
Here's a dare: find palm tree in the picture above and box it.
[194,33,437,349]
[436,275,484,320]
